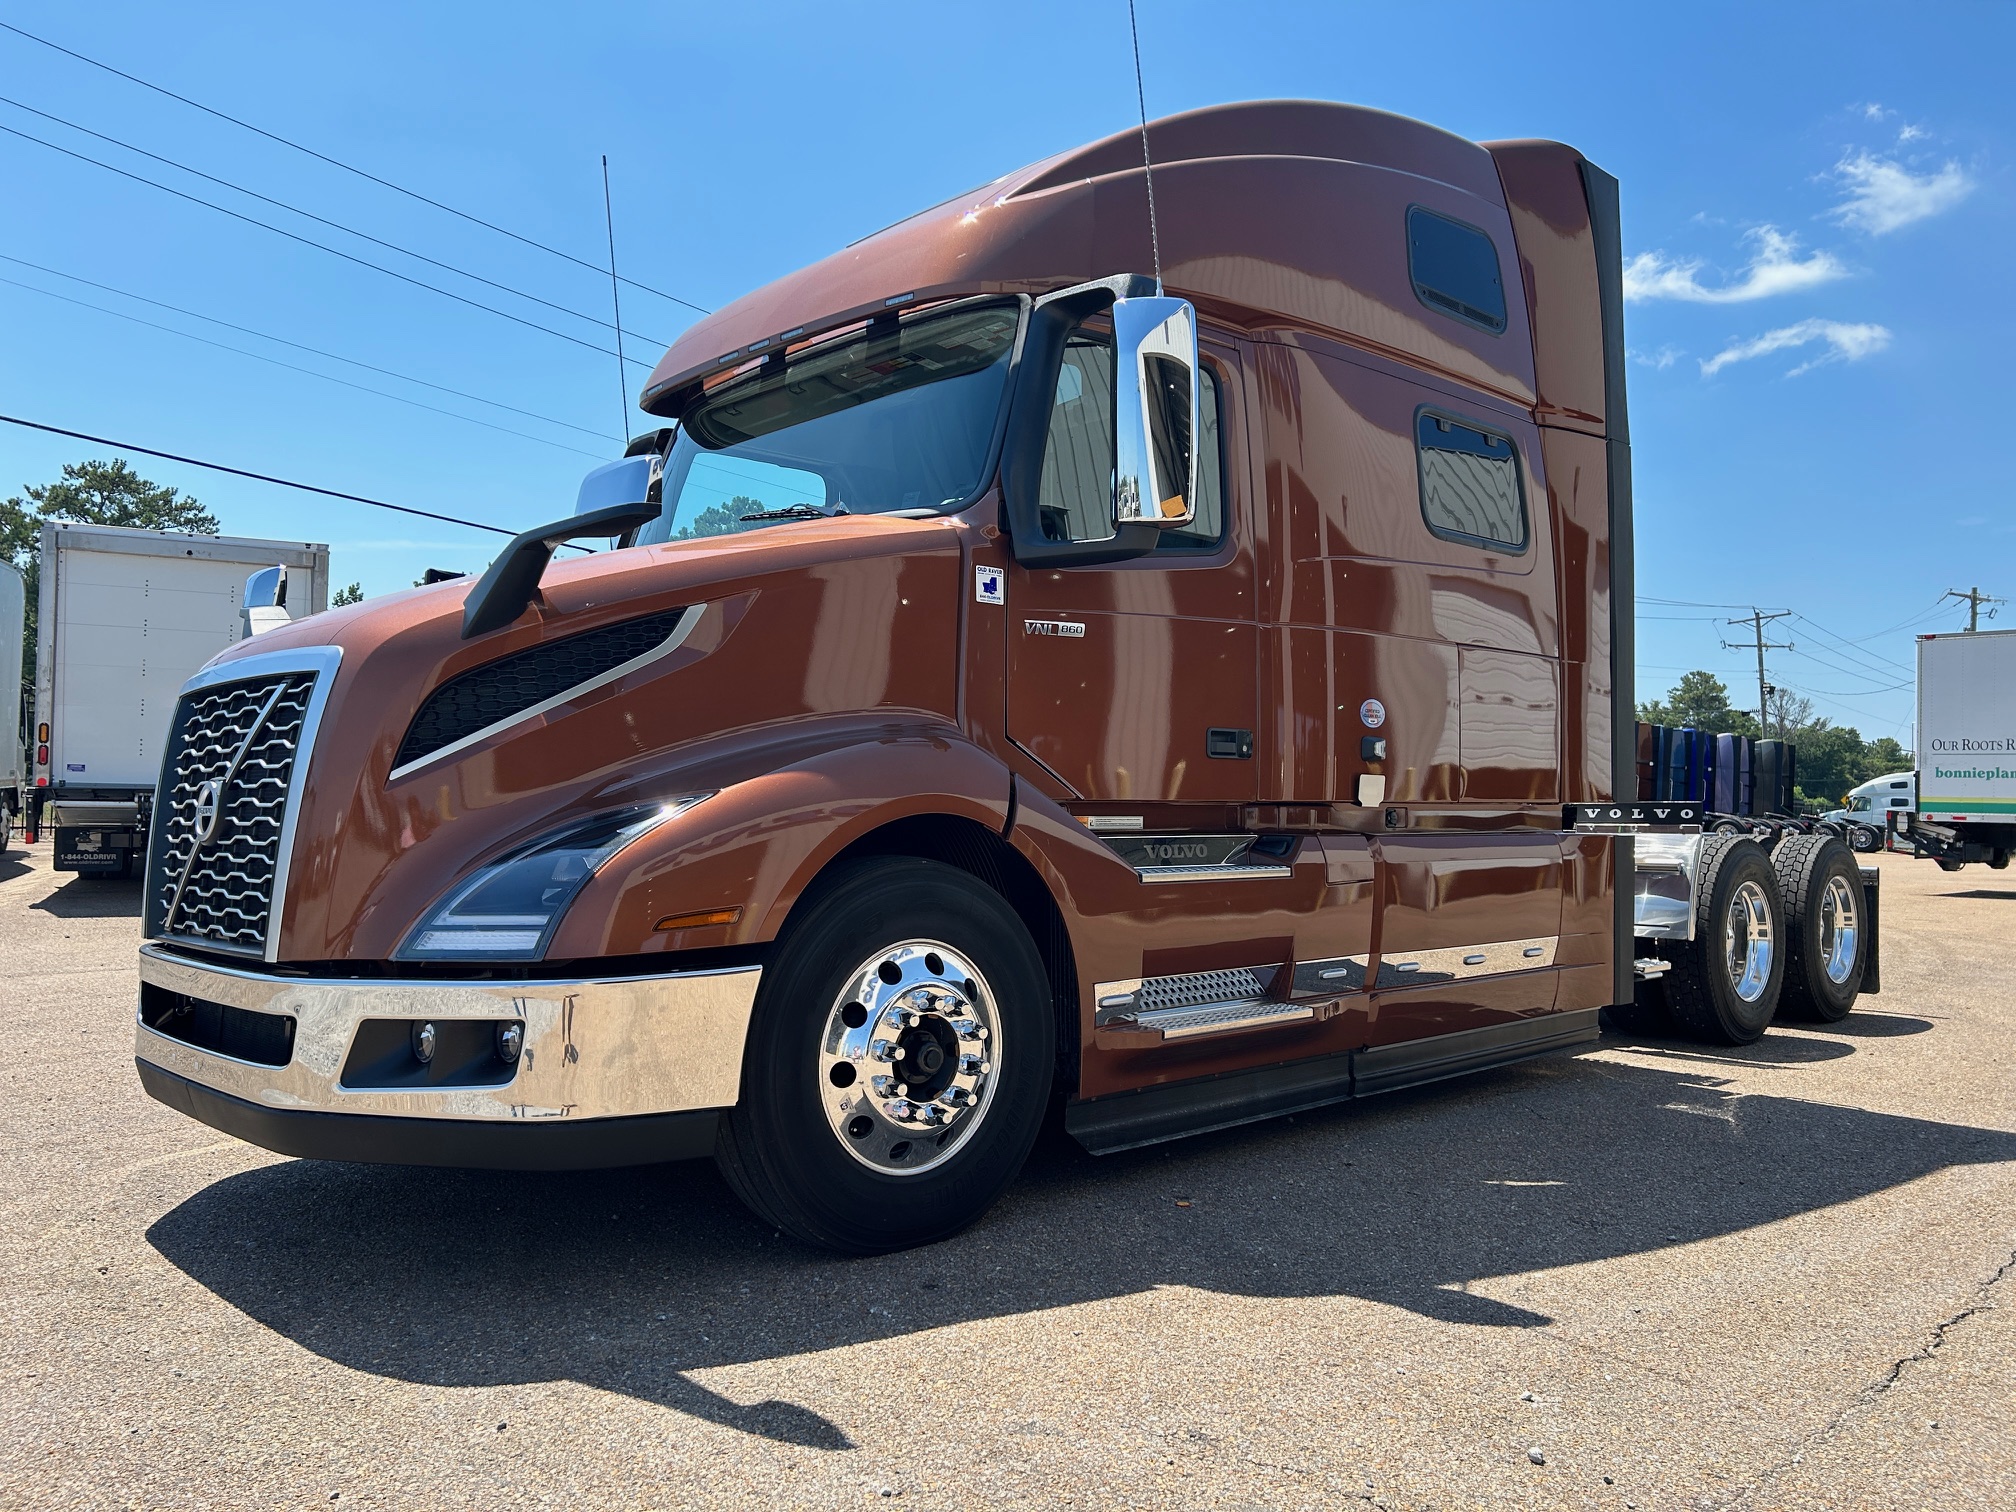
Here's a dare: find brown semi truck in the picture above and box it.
[134,101,1879,1252]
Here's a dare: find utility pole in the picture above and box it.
[1941,586,2005,632]
[1725,609,1794,735]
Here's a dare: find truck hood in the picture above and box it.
[203,514,967,960]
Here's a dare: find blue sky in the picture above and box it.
[3,0,2008,745]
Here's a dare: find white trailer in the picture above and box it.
[1,560,25,850]
[30,523,329,874]
[1895,629,2016,872]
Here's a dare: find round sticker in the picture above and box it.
[1359,698,1386,729]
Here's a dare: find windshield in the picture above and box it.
[1847,795,1873,811]
[637,301,1019,544]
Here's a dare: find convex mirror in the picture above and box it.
[1111,295,1199,531]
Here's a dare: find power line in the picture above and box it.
[0,94,665,348]
[0,119,655,370]
[0,273,608,459]
[0,18,711,315]
[0,412,520,536]
[0,252,619,442]
[1787,611,1914,677]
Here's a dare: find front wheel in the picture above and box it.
[715,857,1054,1253]
[1849,825,1882,854]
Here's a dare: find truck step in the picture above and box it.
[1135,999,1315,1040]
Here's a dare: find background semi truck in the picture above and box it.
[1894,628,2016,870]
[130,101,1881,1253]
[30,522,328,874]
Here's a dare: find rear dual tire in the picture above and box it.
[1773,835,1865,1022]
[1662,836,1785,1046]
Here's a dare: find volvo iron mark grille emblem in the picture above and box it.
[191,778,224,846]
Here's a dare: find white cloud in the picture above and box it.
[1629,344,1682,370]
[1861,102,1892,122]
[1830,150,1973,233]
[1699,319,1891,378]
[1896,123,1929,143]
[1623,227,1847,304]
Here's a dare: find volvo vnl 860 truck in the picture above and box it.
[132,102,1879,1252]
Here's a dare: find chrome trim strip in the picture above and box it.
[1373,935,1559,988]
[1136,863,1293,884]
[386,602,709,783]
[135,944,761,1122]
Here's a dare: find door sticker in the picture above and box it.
[1359,699,1386,729]
[974,566,1005,605]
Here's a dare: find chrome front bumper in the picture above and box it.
[135,944,761,1150]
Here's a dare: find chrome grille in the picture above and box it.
[146,671,318,955]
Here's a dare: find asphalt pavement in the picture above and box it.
[2,843,2010,1511]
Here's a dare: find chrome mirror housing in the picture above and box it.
[573,451,662,520]
[1112,295,1199,530]
[241,565,292,637]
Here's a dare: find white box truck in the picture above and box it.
[2,559,25,852]
[29,523,329,875]
[1894,628,2016,871]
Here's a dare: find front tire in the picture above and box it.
[715,857,1054,1253]
[1849,824,1882,854]
[1664,836,1785,1045]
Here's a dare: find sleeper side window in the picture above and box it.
[1416,410,1527,552]
[1407,206,1507,335]
[1038,325,1226,552]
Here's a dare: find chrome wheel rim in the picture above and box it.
[817,940,1000,1176]
[1819,875,1859,985]
[1724,879,1775,1003]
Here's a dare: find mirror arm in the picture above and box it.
[1000,274,1163,568]
[461,500,660,639]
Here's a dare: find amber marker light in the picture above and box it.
[654,907,742,932]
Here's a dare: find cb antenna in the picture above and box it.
[601,154,631,439]
[1126,0,1161,291]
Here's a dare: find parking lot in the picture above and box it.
[1,845,2010,1511]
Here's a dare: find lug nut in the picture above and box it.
[870,1038,902,1062]
[495,1022,523,1064]
[959,1053,984,1075]
[885,1098,916,1122]
[412,1021,437,1065]
[871,1074,897,1096]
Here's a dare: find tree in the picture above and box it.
[1764,686,1815,741]
[673,497,763,540]
[4,458,221,686]
[1636,670,1760,738]
[333,583,364,606]
[1860,736,1912,779]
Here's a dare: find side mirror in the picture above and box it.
[1112,295,1199,531]
[574,452,660,518]
[241,565,292,638]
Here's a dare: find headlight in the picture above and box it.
[395,795,711,962]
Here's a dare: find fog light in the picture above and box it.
[496,1021,523,1064]
[412,1021,437,1064]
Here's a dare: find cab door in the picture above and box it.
[1005,327,1256,805]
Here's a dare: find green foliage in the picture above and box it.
[3,458,221,688]
[332,582,364,606]
[1636,670,1760,738]
[673,497,763,539]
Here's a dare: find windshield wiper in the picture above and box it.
[738,502,850,523]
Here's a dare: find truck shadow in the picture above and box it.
[31,874,144,919]
[146,1045,2016,1451]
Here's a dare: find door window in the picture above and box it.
[1038,327,1226,551]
